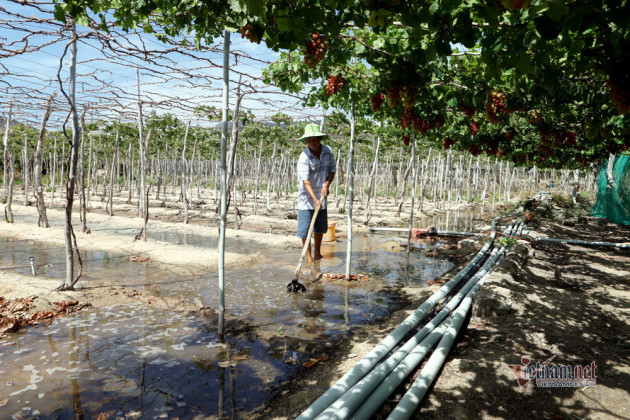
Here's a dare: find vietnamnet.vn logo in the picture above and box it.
[507,355,597,388]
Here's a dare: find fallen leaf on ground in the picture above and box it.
[0,318,20,335]
[53,300,79,312]
[303,360,317,368]
[325,273,369,281]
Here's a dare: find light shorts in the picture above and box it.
[297,209,328,239]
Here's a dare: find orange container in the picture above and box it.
[323,222,336,242]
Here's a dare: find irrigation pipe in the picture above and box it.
[315,245,504,420]
[436,230,480,237]
[0,265,37,271]
[368,227,414,232]
[368,227,481,237]
[385,270,493,420]
[437,230,500,310]
[367,213,522,237]
[323,223,519,420]
[296,217,502,420]
[531,237,630,249]
[385,223,523,420]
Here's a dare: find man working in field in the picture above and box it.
[297,123,336,264]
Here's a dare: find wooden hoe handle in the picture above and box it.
[293,194,325,280]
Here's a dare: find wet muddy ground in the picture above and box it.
[0,227,459,419]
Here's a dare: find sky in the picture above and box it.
[0,0,324,130]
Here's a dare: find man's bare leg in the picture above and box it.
[313,233,324,260]
[302,238,313,264]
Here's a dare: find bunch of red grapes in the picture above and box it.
[609,83,630,115]
[370,93,385,112]
[539,128,554,145]
[382,84,419,109]
[399,108,435,135]
[537,144,551,155]
[529,109,540,124]
[468,119,480,136]
[506,128,517,141]
[399,86,419,108]
[239,23,258,43]
[325,74,345,95]
[467,144,482,156]
[555,130,578,147]
[484,138,500,156]
[498,0,532,11]
[414,118,433,135]
[304,33,328,69]
[386,86,401,108]
[434,114,445,128]
[400,107,416,130]
[485,90,507,123]
[442,137,455,150]
[459,104,475,118]
[402,134,411,147]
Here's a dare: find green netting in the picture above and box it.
[591,154,630,225]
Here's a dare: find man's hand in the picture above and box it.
[321,183,330,197]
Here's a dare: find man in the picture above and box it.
[297,123,336,264]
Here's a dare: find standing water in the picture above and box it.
[0,230,457,418]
